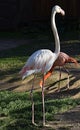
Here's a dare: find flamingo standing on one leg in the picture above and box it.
[19,5,65,126]
[40,52,78,91]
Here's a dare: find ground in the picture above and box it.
[0,38,80,130]
[45,105,80,130]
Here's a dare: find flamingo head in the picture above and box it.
[52,5,65,16]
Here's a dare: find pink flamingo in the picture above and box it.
[40,52,78,91]
[19,5,65,126]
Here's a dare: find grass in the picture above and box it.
[0,91,80,130]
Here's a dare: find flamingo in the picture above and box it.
[40,52,78,91]
[19,5,65,126]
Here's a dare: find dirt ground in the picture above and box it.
[0,39,80,130]
[46,105,80,130]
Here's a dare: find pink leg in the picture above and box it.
[42,74,45,126]
[40,71,52,87]
[63,66,70,89]
[58,67,61,92]
[30,74,36,125]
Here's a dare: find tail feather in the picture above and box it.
[19,66,29,76]
[22,69,41,80]
[22,70,35,79]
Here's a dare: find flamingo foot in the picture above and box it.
[32,122,38,126]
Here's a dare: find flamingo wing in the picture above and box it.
[20,49,56,79]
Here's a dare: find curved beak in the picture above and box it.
[61,9,65,16]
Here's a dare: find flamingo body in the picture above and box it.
[40,52,78,89]
[20,5,65,126]
[20,5,65,80]
[20,49,57,79]
[54,52,78,66]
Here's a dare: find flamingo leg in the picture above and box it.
[58,67,61,92]
[42,74,45,126]
[30,74,35,125]
[40,71,52,87]
[63,66,70,89]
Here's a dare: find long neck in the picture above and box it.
[51,11,60,55]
